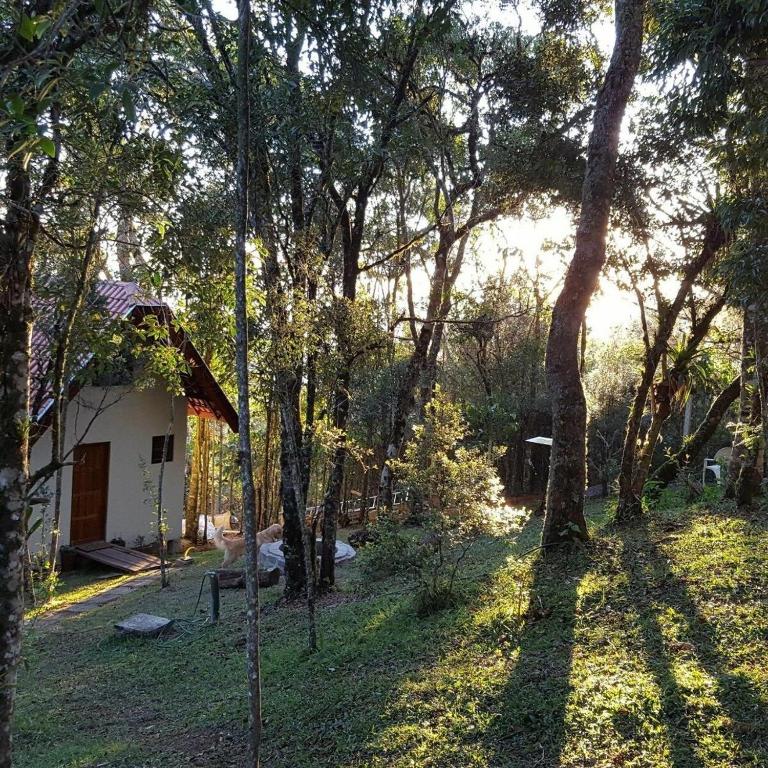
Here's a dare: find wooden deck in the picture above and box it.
[72,541,162,573]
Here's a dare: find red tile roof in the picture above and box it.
[30,281,238,432]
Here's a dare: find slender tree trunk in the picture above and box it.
[185,421,203,543]
[251,117,315,644]
[261,396,273,527]
[200,419,211,540]
[543,0,645,545]
[279,415,308,597]
[319,366,351,589]
[249,137,309,597]
[616,229,726,519]
[419,315,446,417]
[49,406,66,566]
[653,375,740,486]
[735,386,762,506]
[47,208,101,570]
[379,233,451,508]
[216,421,224,517]
[234,0,262,761]
[682,395,693,439]
[726,312,754,498]
[155,396,174,588]
[320,270,360,590]
[302,326,318,506]
[279,394,318,650]
[631,387,673,494]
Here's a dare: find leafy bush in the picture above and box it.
[357,519,419,579]
[393,389,505,615]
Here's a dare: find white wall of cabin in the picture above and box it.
[29,385,188,553]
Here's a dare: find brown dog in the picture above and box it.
[213,523,283,567]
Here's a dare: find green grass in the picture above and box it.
[16,497,768,767]
[24,569,138,621]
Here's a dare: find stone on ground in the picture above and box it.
[115,613,174,637]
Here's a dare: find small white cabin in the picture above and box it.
[28,281,237,557]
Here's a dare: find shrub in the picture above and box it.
[357,519,419,579]
[393,389,505,614]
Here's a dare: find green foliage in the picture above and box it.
[132,315,189,396]
[357,520,419,580]
[395,390,504,522]
[447,268,550,459]
[393,389,504,614]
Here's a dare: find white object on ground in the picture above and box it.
[197,515,218,541]
[259,539,356,573]
[181,515,229,541]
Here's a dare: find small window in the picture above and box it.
[151,435,174,464]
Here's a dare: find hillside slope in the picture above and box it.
[17,496,768,767]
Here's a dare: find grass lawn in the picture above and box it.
[16,494,768,768]
[24,568,139,622]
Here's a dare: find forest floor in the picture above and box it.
[17,491,768,768]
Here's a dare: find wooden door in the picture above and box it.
[70,442,110,544]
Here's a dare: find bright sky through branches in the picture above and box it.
[210,0,639,340]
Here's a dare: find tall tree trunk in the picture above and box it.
[320,209,359,591]
[278,390,317,650]
[279,410,308,598]
[49,406,67,571]
[0,153,37,768]
[543,0,645,545]
[652,375,740,486]
[735,386,762,507]
[379,232,452,508]
[418,229,469,416]
[302,285,318,506]
[216,421,224,518]
[632,384,673,491]
[319,365,351,589]
[727,302,768,506]
[419,318,446,416]
[251,121,315,642]
[199,419,212,540]
[249,131,310,600]
[725,312,754,498]
[261,396,274,527]
[631,292,727,497]
[234,0,262,761]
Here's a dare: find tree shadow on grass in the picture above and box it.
[616,514,768,767]
[256,531,528,768]
[481,544,590,767]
